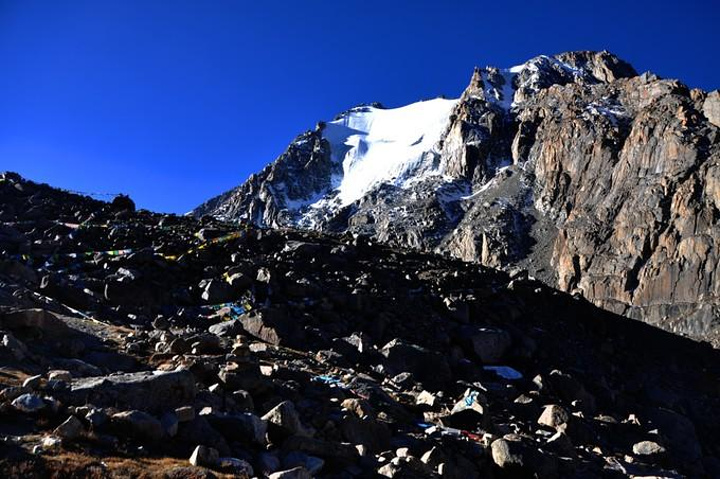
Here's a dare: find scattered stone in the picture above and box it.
[112,410,165,441]
[546,370,596,413]
[11,393,46,413]
[189,445,220,468]
[1,331,28,360]
[268,466,312,479]
[491,437,557,476]
[538,404,570,429]
[22,375,43,389]
[632,440,666,458]
[467,327,512,363]
[342,397,375,418]
[176,406,195,422]
[415,390,437,407]
[379,339,451,389]
[48,370,72,382]
[161,411,179,437]
[443,388,488,429]
[85,407,108,427]
[53,415,85,440]
[0,169,718,478]
[0,309,69,336]
[262,401,313,437]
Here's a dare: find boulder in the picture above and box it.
[85,408,108,428]
[466,327,512,363]
[262,401,313,438]
[632,440,666,458]
[240,308,295,346]
[341,398,375,418]
[491,437,558,477]
[22,375,43,389]
[647,408,702,464]
[189,445,219,468]
[53,415,85,440]
[546,370,596,413]
[443,388,489,430]
[282,452,324,475]
[1,330,29,360]
[379,339,451,389]
[11,393,46,413]
[208,319,243,337]
[176,417,231,457]
[268,467,312,479]
[161,411,179,437]
[111,194,135,212]
[0,309,69,336]
[48,370,72,383]
[538,404,569,429]
[201,280,233,303]
[339,415,391,453]
[112,410,165,441]
[176,406,195,423]
[206,412,267,445]
[67,370,196,413]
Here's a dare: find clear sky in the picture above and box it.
[2,0,719,213]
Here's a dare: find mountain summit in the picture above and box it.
[194,51,720,344]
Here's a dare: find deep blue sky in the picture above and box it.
[2,1,719,213]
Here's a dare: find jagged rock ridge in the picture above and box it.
[194,51,720,345]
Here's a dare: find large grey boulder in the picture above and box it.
[380,339,451,389]
[67,370,196,413]
[0,308,69,336]
[112,410,165,441]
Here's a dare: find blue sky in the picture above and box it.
[2,0,719,213]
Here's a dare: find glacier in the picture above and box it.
[320,98,459,207]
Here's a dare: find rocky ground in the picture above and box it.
[2,171,720,478]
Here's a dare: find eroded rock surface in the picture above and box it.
[195,51,720,344]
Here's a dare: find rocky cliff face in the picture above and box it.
[194,51,720,345]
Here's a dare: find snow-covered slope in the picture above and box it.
[321,98,458,206]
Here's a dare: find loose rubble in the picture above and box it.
[0,172,719,478]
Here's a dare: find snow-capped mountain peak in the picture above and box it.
[193,50,640,230]
[193,49,720,358]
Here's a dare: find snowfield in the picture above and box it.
[321,98,459,206]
